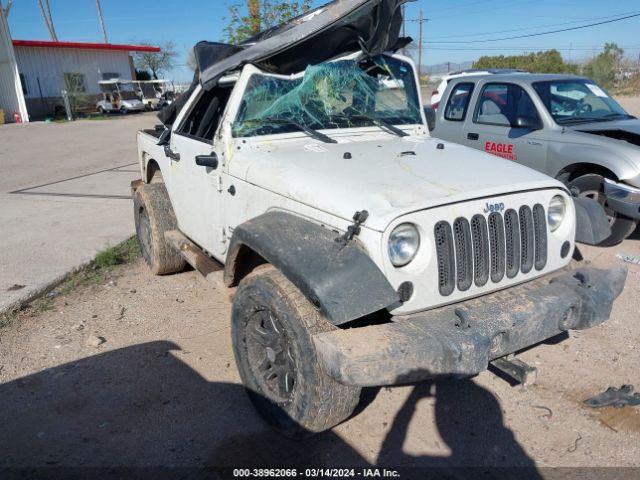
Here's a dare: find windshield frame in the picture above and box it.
[532,78,630,126]
[230,52,425,140]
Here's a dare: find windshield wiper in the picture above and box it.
[344,113,409,137]
[245,117,337,144]
[560,113,636,125]
[603,113,636,120]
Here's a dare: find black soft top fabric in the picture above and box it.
[157,41,243,126]
[158,0,411,126]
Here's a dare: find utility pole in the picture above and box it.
[43,0,57,41]
[418,9,423,79]
[3,0,13,17]
[96,0,108,43]
[36,0,58,41]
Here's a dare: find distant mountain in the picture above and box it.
[422,61,474,75]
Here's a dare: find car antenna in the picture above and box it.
[335,210,369,247]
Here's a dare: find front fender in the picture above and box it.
[573,197,611,245]
[224,211,399,326]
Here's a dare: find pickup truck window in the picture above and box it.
[444,83,474,121]
[475,83,540,128]
[532,79,630,125]
[232,55,422,138]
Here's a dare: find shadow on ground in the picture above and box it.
[0,341,541,477]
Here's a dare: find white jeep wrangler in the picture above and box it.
[132,0,626,436]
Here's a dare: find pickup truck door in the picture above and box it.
[166,87,230,259]
[462,82,548,170]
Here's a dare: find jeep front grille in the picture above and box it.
[435,204,548,296]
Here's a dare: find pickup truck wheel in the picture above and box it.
[231,265,361,437]
[133,184,186,275]
[568,173,638,246]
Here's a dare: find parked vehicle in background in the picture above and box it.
[433,73,640,245]
[132,0,625,437]
[97,80,145,113]
[157,90,176,110]
[430,69,526,109]
[132,80,172,111]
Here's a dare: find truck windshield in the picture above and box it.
[232,55,422,138]
[533,79,632,125]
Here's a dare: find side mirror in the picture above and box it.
[514,116,543,130]
[422,106,436,132]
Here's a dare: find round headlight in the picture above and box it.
[388,223,420,267]
[548,195,566,232]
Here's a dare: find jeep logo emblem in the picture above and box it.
[484,202,505,214]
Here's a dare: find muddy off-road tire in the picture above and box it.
[133,183,186,275]
[231,265,361,437]
[568,173,638,246]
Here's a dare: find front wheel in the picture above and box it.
[133,183,186,275]
[567,173,638,246]
[231,265,361,437]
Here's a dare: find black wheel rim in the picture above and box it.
[245,309,296,404]
[137,206,154,266]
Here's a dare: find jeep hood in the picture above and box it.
[233,136,563,232]
[574,118,640,148]
[198,0,411,90]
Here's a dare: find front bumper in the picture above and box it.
[314,264,627,387]
[604,179,640,220]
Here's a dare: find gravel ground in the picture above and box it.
[0,233,639,474]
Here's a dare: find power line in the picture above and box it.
[425,12,640,44]
[423,46,640,51]
[426,10,640,40]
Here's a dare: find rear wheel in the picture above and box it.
[231,265,361,437]
[133,183,186,275]
[98,106,106,114]
[567,173,638,246]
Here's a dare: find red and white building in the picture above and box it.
[0,6,160,122]
[13,40,160,119]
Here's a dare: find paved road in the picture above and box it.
[0,114,156,314]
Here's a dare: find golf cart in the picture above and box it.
[132,79,172,111]
[97,79,145,114]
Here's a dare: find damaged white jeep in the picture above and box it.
[133,0,627,436]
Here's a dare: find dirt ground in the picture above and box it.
[1,227,639,474]
[617,95,640,117]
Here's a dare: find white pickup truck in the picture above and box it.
[133,0,626,436]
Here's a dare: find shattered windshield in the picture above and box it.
[232,55,422,138]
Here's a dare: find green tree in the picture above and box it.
[134,40,178,79]
[473,50,577,74]
[583,43,624,89]
[224,0,312,44]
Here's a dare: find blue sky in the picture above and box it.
[5,0,640,81]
